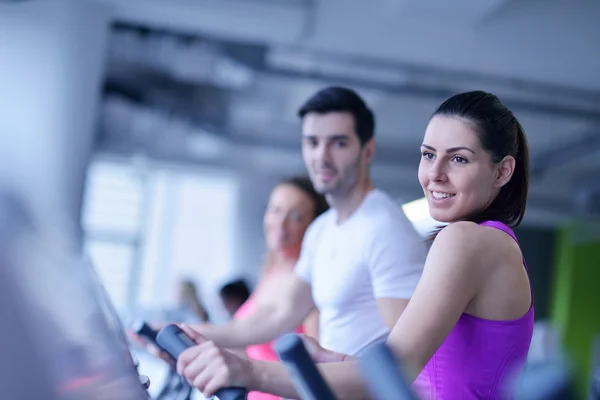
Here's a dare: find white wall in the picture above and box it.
[0,0,111,240]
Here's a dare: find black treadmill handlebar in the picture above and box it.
[131,320,159,345]
[358,342,418,400]
[155,324,248,400]
[273,334,337,400]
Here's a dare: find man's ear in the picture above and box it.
[362,138,376,165]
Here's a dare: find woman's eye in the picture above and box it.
[422,151,434,160]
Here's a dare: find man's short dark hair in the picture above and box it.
[297,86,375,145]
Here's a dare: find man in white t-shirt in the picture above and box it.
[296,189,423,355]
[289,86,425,355]
[141,87,426,362]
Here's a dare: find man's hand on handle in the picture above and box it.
[176,324,255,398]
[297,334,348,363]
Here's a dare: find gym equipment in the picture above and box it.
[360,341,579,400]
[132,320,160,347]
[132,320,193,400]
[361,342,582,400]
[272,334,417,400]
[273,333,337,400]
[271,334,579,400]
[0,192,150,399]
[155,324,248,400]
[358,342,418,400]
[512,360,576,400]
[272,334,415,400]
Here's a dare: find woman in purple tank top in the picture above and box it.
[168,91,535,400]
[404,91,535,399]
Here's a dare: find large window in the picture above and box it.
[81,158,238,317]
[81,161,146,311]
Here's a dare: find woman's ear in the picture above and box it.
[494,155,516,188]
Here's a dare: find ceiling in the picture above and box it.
[94,0,600,226]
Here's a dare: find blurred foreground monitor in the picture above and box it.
[0,192,149,399]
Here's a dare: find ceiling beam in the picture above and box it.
[531,130,600,177]
[262,67,600,122]
[99,0,310,44]
[396,0,513,24]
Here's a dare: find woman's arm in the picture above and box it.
[384,222,495,379]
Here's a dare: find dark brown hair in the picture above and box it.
[298,86,375,146]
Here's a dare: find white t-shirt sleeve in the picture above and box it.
[366,217,426,299]
[294,217,324,284]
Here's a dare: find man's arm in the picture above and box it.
[302,308,319,339]
[196,214,321,347]
[195,273,315,348]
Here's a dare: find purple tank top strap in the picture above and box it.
[479,220,529,271]
[479,220,517,241]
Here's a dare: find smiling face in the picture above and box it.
[418,115,515,223]
[263,183,316,257]
[301,111,374,196]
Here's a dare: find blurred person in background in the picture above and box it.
[133,175,327,400]
[219,279,251,318]
[228,176,328,400]
[169,279,210,324]
[234,176,329,340]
